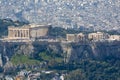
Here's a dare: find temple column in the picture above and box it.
[27,30,29,37]
[17,30,19,38]
[22,30,24,38]
[21,30,24,38]
[14,30,16,37]
[25,30,27,38]
[26,30,29,38]
[19,30,21,38]
[14,30,16,38]
[23,30,25,37]
[20,30,22,38]
[24,30,26,38]
[24,30,26,37]
[12,30,15,38]
[28,30,30,38]
[21,30,23,38]
[16,30,18,38]
[14,30,17,37]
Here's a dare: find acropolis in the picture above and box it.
[1,24,120,43]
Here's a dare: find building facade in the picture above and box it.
[66,33,85,42]
[88,32,109,41]
[109,35,120,41]
[77,33,85,41]
[66,34,77,42]
[8,24,50,39]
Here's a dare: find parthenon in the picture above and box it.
[8,27,30,39]
[8,24,50,39]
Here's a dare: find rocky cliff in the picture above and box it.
[0,41,120,73]
[61,41,120,62]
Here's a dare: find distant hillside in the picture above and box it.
[0,0,120,30]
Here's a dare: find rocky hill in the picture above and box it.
[0,0,120,30]
[0,41,120,73]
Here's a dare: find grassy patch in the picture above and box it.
[39,52,63,63]
[39,52,52,61]
[11,54,40,65]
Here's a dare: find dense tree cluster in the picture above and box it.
[64,59,120,80]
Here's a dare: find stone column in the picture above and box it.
[28,30,30,38]
[22,30,25,37]
[23,30,25,37]
[16,30,18,38]
[12,30,15,38]
[26,30,29,38]
[17,30,19,37]
[26,30,28,37]
[21,30,22,38]
[19,30,22,38]
[17,30,19,38]
[14,30,16,37]
[24,30,26,38]
[24,30,26,37]
[18,30,19,37]
[17,30,18,38]
[21,30,23,38]
[23,30,25,38]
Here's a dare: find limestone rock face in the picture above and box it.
[3,61,14,73]
[0,41,120,71]
[61,41,120,62]
[15,43,34,56]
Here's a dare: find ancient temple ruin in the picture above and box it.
[8,24,50,39]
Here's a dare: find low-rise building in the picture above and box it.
[66,34,77,42]
[88,32,109,41]
[109,35,120,41]
[66,33,85,42]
